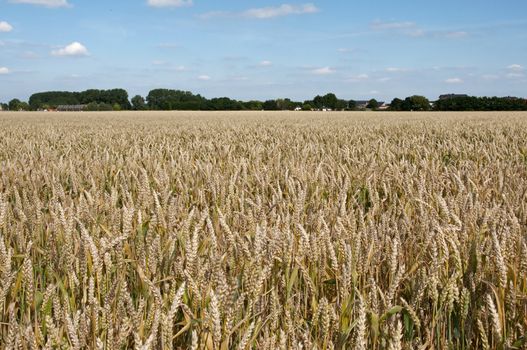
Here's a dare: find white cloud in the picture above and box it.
[371,20,468,39]
[311,66,335,75]
[337,48,355,53]
[346,73,369,82]
[370,90,380,95]
[371,20,426,38]
[9,0,70,7]
[507,64,524,71]
[371,20,415,30]
[51,42,89,57]
[259,60,273,67]
[505,64,524,78]
[378,77,391,82]
[445,78,463,84]
[0,21,13,32]
[386,67,408,72]
[408,29,426,37]
[197,75,211,81]
[420,30,469,39]
[201,3,318,20]
[243,3,318,19]
[147,0,193,7]
[0,67,10,74]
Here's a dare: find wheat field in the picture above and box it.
[0,111,526,349]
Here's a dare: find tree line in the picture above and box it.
[1,89,526,111]
[130,90,365,111]
[389,95,527,111]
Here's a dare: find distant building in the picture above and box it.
[355,100,369,109]
[57,104,87,112]
[439,94,468,100]
[355,100,385,109]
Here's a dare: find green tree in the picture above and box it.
[204,97,243,110]
[8,99,20,111]
[276,98,292,110]
[262,100,279,110]
[302,103,313,111]
[389,98,404,111]
[322,93,338,109]
[347,100,357,110]
[103,89,131,110]
[335,99,348,110]
[403,95,430,111]
[85,102,100,111]
[243,100,263,110]
[79,89,101,104]
[131,95,147,110]
[98,103,114,111]
[433,96,527,111]
[9,99,29,111]
[367,99,379,110]
[29,91,79,110]
[312,95,324,109]
[28,89,132,110]
[146,89,205,110]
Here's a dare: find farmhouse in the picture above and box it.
[355,100,386,109]
[57,104,87,112]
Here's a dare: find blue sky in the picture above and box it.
[0,0,526,102]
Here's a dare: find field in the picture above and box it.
[1,111,527,349]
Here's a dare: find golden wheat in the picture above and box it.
[0,111,526,349]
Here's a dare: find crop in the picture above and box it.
[0,111,526,349]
